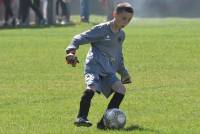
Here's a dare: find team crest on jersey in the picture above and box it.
[105,35,111,41]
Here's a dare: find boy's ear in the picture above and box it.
[113,11,117,17]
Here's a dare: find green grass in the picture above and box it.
[0,17,200,134]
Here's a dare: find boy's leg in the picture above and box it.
[107,81,126,109]
[75,73,99,127]
[74,89,94,127]
[97,81,126,129]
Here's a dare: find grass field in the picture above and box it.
[0,17,200,134]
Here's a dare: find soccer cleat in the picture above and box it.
[74,117,92,127]
[97,121,106,130]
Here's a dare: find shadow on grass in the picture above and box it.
[98,124,160,133]
[122,124,159,133]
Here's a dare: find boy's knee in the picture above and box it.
[111,81,126,95]
[86,85,97,93]
[82,89,95,101]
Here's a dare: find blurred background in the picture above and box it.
[73,0,200,17]
[0,0,200,27]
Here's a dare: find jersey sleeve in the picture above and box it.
[66,25,105,51]
[117,52,129,77]
[117,31,129,76]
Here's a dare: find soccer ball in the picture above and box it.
[103,108,126,129]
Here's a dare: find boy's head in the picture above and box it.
[113,2,134,28]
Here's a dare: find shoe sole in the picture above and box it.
[74,122,92,127]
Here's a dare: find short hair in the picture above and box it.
[115,2,134,14]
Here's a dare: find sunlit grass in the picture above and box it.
[0,17,200,134]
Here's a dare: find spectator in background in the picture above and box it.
[64,0,71,23]
[2,0,16,26]
[17,0,22,25]
[41,0,48,23]
[18,0,45,26]
[0,0,4,25]
[80,0,90,22]
[56,0,71,25]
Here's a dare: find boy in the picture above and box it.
[100,0,133,21]
[2,0,16,26]
[65,2,134,129]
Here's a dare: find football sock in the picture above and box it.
[77,90,94,119]
[98,92,125,124]
[107,92,124,109]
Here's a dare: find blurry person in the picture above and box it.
[0,0,5,25]
[2,0,16,26]
[19,0,45,26]
[56,0,71,25]
[64,0,71,23]
[41,0,48,23]
[42,0,48,21]
[106,0,115,21]
[80,0,90,22]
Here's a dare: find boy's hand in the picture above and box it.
[65,50,79,67]
[121,74,132,84]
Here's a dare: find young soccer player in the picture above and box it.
[65,2,134,129]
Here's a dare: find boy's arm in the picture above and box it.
[117,32,132,84]
[66,25,104,52]
[65,25,104,67]
[117,52,132,84]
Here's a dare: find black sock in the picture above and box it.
[107,92,124,109]
[77,90,94,119]
[99,92,125,124]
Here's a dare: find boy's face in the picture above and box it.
[114,11,133,28]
